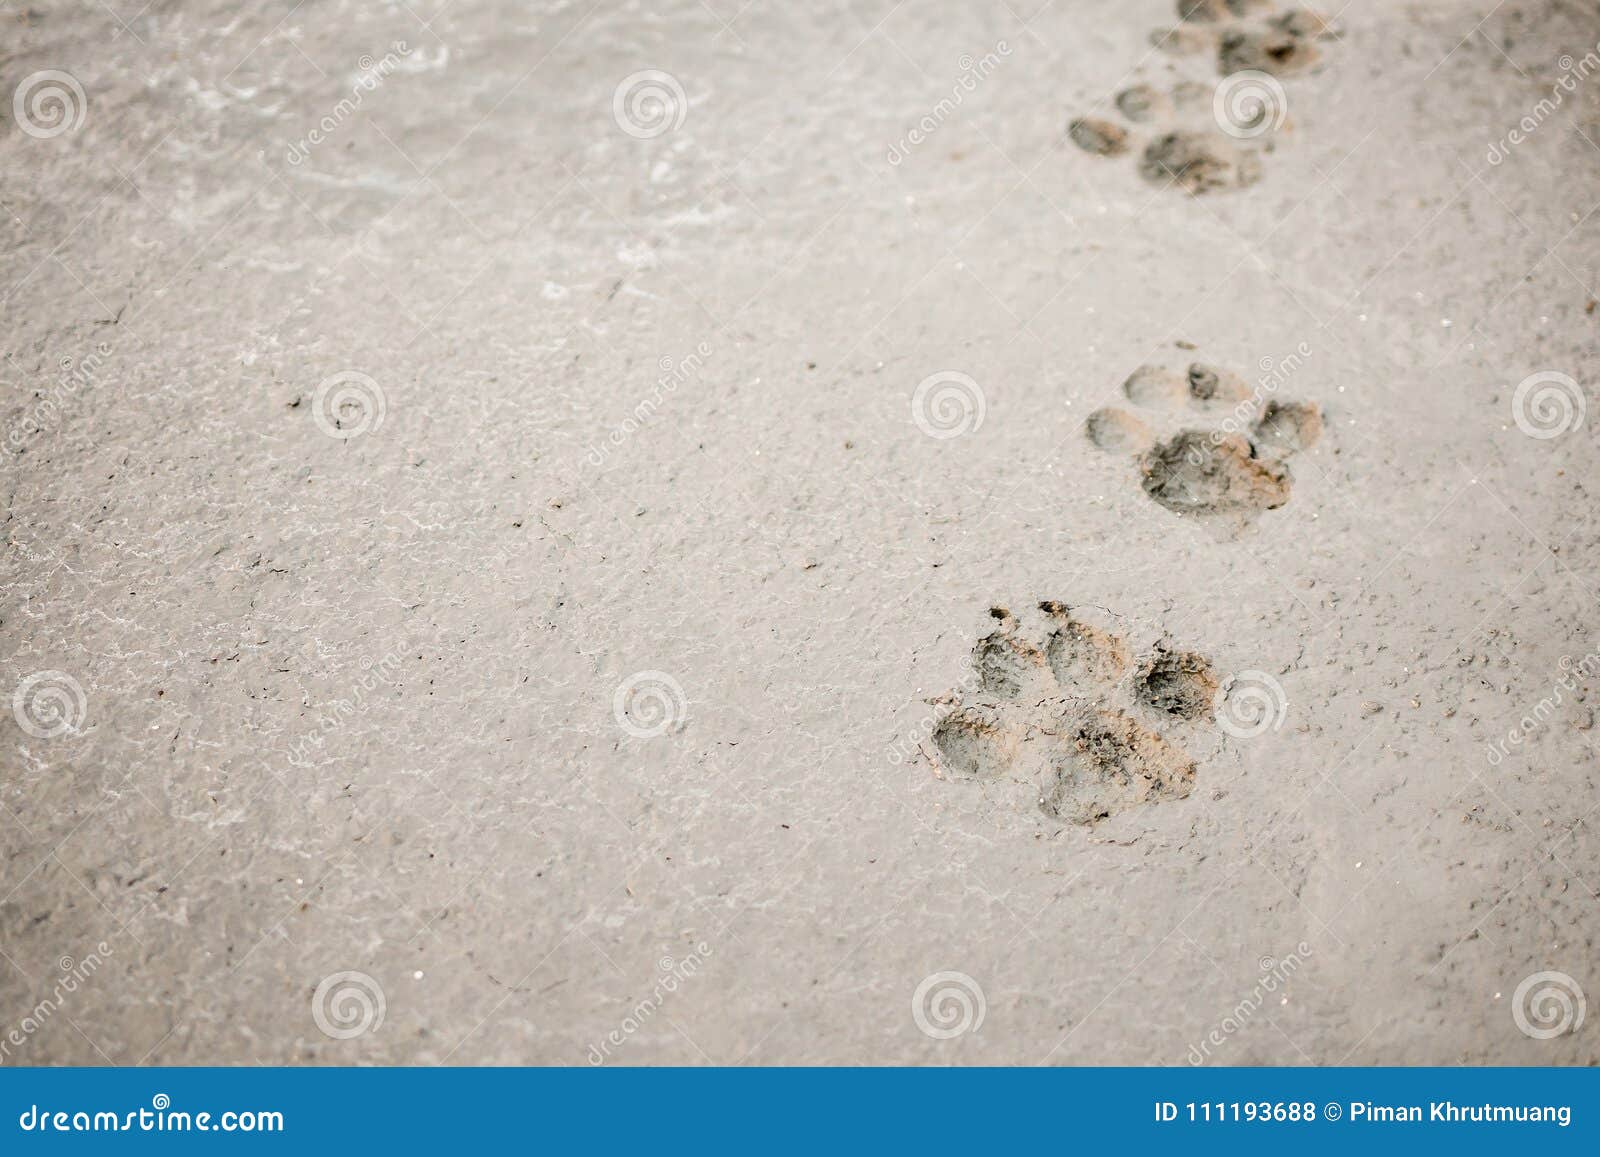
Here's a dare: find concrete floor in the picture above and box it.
[2,0,1598,1064]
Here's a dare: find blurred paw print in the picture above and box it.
[1067,1,1337,194]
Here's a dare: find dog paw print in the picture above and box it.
[1070,83,1262,196]
[1161,1,1337,76]
[1068,2,1338,193]
[930,603,1220,826]
[1086,359,1323,530]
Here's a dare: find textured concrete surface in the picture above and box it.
[2,0,1599,1065]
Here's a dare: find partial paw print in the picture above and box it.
[1160,1,1336,76]
[1069,82,1261,196]
[928,603,1221,826]
[1085,357,1324,530]
[1068,2,1339,194]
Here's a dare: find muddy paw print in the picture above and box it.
[1068,2,1337,193]
[931,603,1220,826]
[1086,358,1324,530]
[1159,1,1337,77]
[1070,84,1263,196]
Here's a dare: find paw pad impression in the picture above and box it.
[931,603,1220,826]
[1068,2,1338,193]
[1086,357,1323,528]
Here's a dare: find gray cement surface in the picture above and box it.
[2,0,1598,1064]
